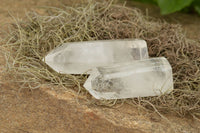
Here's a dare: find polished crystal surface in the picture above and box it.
[43,39,148,74]
[84,57,173,99]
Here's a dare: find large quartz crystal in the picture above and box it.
[84,57,173,99]
[43,39,148,74]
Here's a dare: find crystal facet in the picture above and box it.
[43,39,148,74]
[84,57,173,99]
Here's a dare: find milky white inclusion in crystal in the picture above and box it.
[43,39,148,74]
[84,57,173,99]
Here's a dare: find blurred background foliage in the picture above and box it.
[132,0,200,15]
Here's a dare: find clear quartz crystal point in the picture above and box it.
[43,39,148,74]
[83,57,173,99]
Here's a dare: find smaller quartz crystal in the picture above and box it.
[84,57,173,99]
